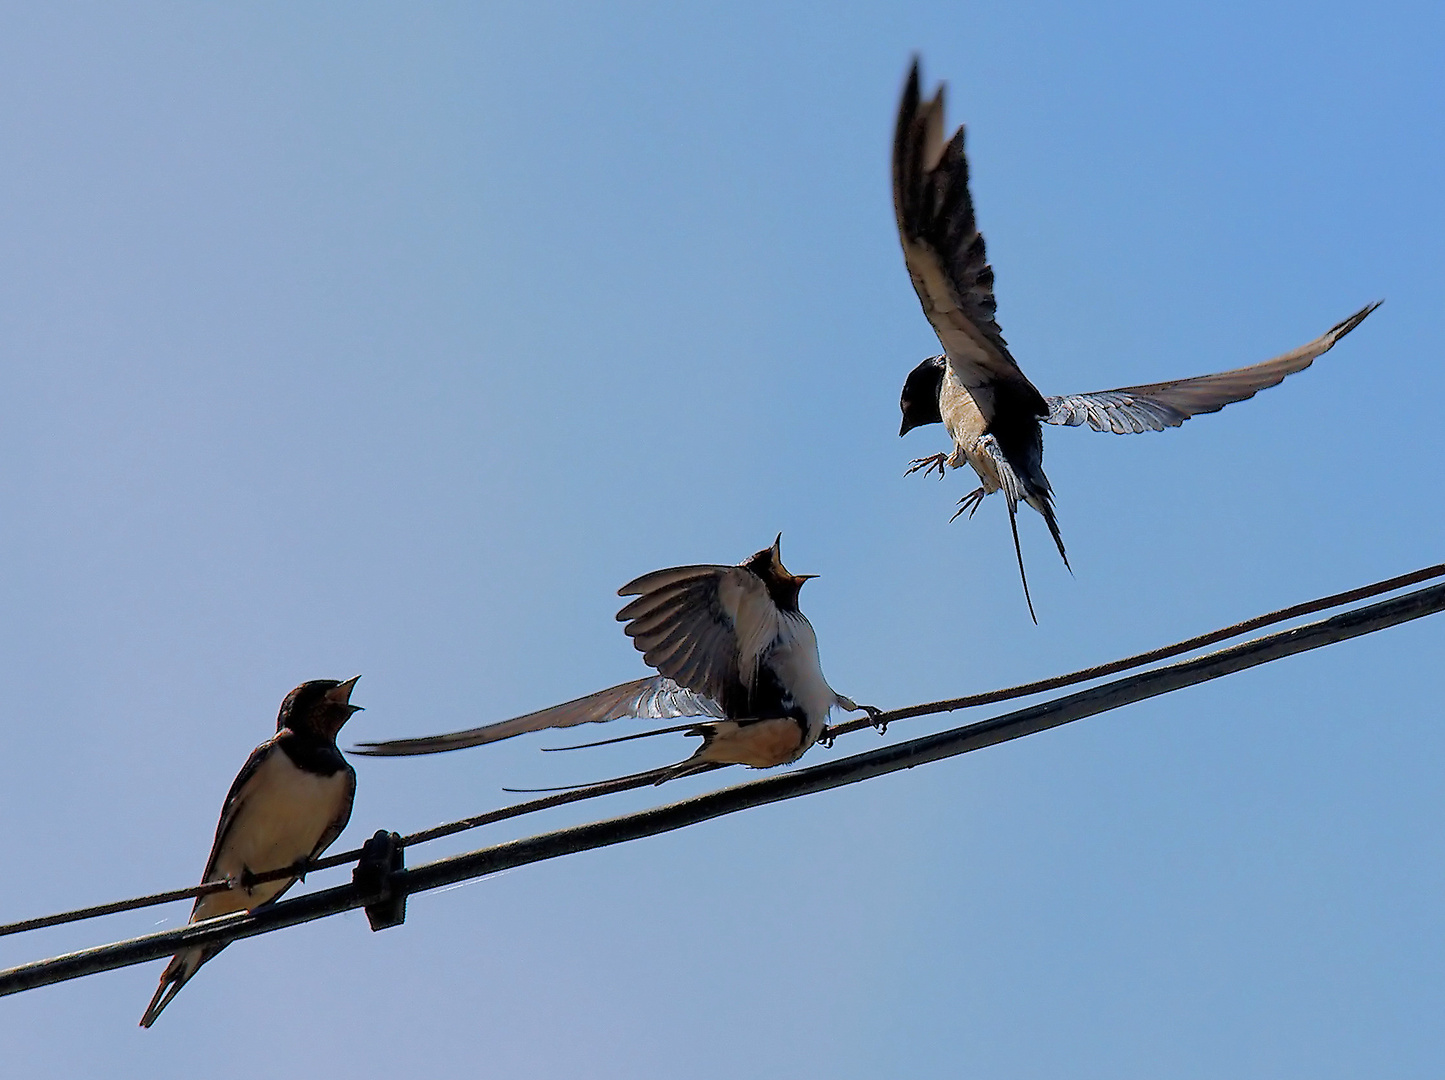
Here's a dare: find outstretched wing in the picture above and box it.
[352,677,723,757]
[1045,302,1381,434]
[893,59,1047,420]
[616,563,780,718]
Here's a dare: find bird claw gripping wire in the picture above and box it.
[863,706,889,736]
[353,830,407,932]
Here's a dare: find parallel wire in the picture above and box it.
[826,560,1445,738]
[2,576,1443,996]
[1,560,1441,942]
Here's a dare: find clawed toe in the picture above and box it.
[905,453,948,479]
[949,487,987,522]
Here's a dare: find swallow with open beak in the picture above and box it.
[893,59,1380,620]
[139,677,361,1028]
[354,537,877,783]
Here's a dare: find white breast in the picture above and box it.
[768,613,837,729]
[940,365,989,451]
[194,750,350,920]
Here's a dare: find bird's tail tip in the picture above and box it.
[138,976,181,1029]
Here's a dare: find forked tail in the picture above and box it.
[978,434,1069,623]
[139,948,207,1028]
[506,722,718,792]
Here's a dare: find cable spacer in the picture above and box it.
[352,830,406,931]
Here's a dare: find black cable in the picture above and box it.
[1,559,1439,942]
[2,577,1440,997]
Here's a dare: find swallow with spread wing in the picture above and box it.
[139,677,361,1028]
[893,59,1380,620]
[354,537,877,784]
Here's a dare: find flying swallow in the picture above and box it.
[139,677,361,1028]
[893,58,1380,619]
[354,537,876,783]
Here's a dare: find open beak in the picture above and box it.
[326,675,363,712]
[770,535,819,584]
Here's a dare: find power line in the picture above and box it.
[1,560,1441,942]
[827,560,1445,738]
[2,576,1440,998]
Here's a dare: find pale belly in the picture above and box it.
[696,718,809,768]
[939,371,999,491]
[193,752,350,921]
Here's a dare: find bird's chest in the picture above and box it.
[759,620,833,724]
[207,752,349,902]
[939,372,999,488]
[940,369,990,450]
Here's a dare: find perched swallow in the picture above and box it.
[139,677,361,1028]
[893,59,1380,619]
[355,537,876,783]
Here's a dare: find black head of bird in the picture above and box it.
[899,355,946,436]
[278,676,363,739]
[741,534,817,613]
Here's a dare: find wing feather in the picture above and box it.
[893,60,1046,418]
[618,563,774,714]
[1045,302,1380,433]
[198,739,280,883]
[351,677,722,757]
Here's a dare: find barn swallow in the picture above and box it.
[354,537,876,782]
[893,59,1380,619]
[139,677,361,1028]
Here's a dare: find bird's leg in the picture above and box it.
[818,727,836,749]
[905,453,948,479]
[950,486,987,522]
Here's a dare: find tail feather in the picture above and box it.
[980,434,1055,622]
[1026,490,1070,573]
[139,948,208,1028]
[541,721,708,752]
[1002,496,1037,624]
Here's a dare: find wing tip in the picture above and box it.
[1333,298,1383,341]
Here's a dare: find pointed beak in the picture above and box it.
[772,532,783,557]
[899,417,912,437]
[326,675,363,711]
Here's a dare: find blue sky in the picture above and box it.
[1,3,1442,1077]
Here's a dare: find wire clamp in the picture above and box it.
[353,830,406,931]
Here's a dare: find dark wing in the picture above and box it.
[198,737,281,884]
[1045,302,1381,433]
[308,763,356,860]
[351,676,722,757]
[893,59,1046,418]
[616,563,777,719]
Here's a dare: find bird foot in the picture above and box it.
[905,453,948,479]
[850,703,887,734]
[949,487,987,522]
[818,728,836,749]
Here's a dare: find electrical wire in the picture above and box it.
[1,574,1441,997]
